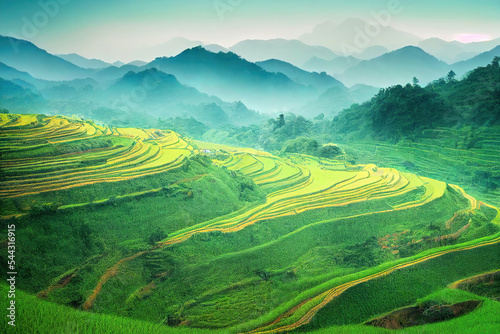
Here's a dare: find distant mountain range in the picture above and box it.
[291,83,380,118]
[0,36,89,81]
[146,46,320,113]
[256,59,345,92]
[418,38,500,64]
[340,46,449,87]
[229,39,337,67]
[103,68,261,128]
[451,45,500,77]
[302,56,361,76]
[299,19,422,55]
[0,33,499,122]
[57,53,112,69]
[0,77,46,112]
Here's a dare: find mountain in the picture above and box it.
[418,38,500,63]
[256,59,345,92]
[348,84,380,102]
[451,46,500,77]
[113,61,125,67]
[0,61,47,89]
[341,46,449,87]
[104,68,262,127]
[127,60,148,67]
[146,46,317,113]
[204,44,229,53]
[0,35,91,81]
[57,53,112,69]
[229,39,337,67]
[91,64,141,82]
[122,37,204,62]
[302,56,361,76]
[0,78,46,111]
[356,45,389,60]
[299,19,422,55]
[293,83,379,117]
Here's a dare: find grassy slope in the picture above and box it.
[0,283,221,334]
[1,114,499,333]
[343,126,500,207]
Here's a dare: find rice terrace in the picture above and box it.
[1,113,499,333]
[1,1,500,333]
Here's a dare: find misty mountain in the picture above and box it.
[113,61,126,67]
[0,61,47,89]
[299,19,421,55]
[57,53,112,69]
[39,78,99,100]
[349,84,380,102]
[293,83,379,117]
[106,68,214,107]
[204,44,230,53]
[418,38,500,63]
[451,46,500,77]
[0,35,91,81]
[123,37,204,62]
[127,60,148,67]
[256,59,345,92]
[229,39,337,67]
[104,68,262,127]
[302,56,361,76]
[146,46,318,113]
[0,78,46,112]
[356,45,389,60]
[341,46,449,87]
[91,64,142,82]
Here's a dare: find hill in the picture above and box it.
[302,55,361,76]
[294,84,380,117]
[0,113,498,333]
[341,46,449,87]
[0,35,91,81]
[229,39,337,67]
[103,68,261,127]
[146,46,318,113]
[57,53,112,69]
[326,57,500,205]
[0,61,49,90]
[418,37,500,63]
[299,18,422,54]
[451,46,500,77]
[256,59,345,92]
[0,78,46,112]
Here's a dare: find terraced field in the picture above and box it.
[0,114,193,214]
[1,114,498,333]
[345,126,500,206]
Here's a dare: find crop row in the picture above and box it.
[0,115,193,198]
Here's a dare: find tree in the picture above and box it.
[492,56,500,67]
[147,227,167,245]
[317,144,342,158]
[412,77,420,86]
[274,114,285,131]
[447,70,456,82]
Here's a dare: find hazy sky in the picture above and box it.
[1,0,499,62]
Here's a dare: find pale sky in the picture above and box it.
[1,0,499,62]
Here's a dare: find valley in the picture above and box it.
[0,4,499,332]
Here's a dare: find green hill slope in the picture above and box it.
[0,114,498,333]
